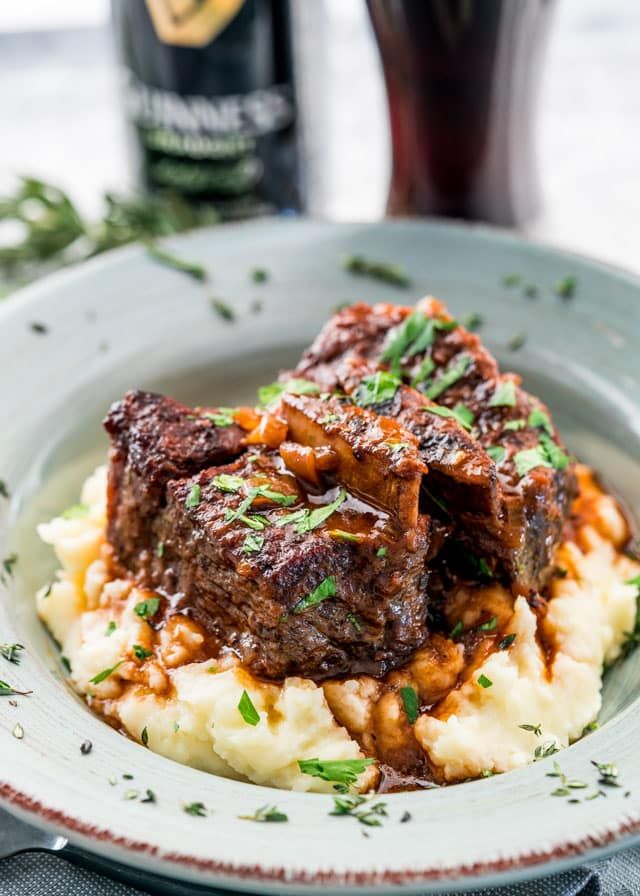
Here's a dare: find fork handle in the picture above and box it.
[0,808,68,859]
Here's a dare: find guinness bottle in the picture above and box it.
[111,0,302,218]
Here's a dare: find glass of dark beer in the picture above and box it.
[367,0,555,227]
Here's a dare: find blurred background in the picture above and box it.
[0,0,639,284]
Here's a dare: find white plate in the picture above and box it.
[1,218,640,893]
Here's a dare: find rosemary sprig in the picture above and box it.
[0,177,218,292]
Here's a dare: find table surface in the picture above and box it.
[0,0,638,273]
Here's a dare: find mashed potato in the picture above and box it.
[37,466,639,791]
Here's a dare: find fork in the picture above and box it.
[0,806,67,858]
[0,805,231,895]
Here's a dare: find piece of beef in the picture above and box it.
[104,390,246,578]
[104,394,433,680]
[146,452,431,680]
[292,299,576,593]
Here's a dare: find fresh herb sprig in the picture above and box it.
[0,177,218,292]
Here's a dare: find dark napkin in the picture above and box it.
[2,846,640,896]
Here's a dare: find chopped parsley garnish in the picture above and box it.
[513,446,552,477]
[277,490,347,534]
[0,480,9,499]
[241,534,265,555]
[489,380,517,408]
[156,541,165,558]
[508,332,526,351]
[211,299,235,321]
[425,403,474,431]
[61,503,89,520]
[253,484,296,506]
[425,354,471,400]
[528,408,554,436]
[225,483,295,526]
[502,274,522,287]
[212,473,244,493]
[477,673,493,689]
[353,371,401,407]
[330,530,362,544]
[274,508,308,528]
[376,546,388,559]
[450,620,463,640]
[251,267,269,283]
[498,633,516,650]
[183,801,207,817]
[258,378,319,407]
[236,513,270,531]
[330,794,387,825]
[240,804,288,823]
[105,621,117,637]
[141,726,149,746]
[411,356,436,388]
[555,275,577,299]
[320,414,340,425]
[238,690,260,726]
[400,686,419,725]
[486,445,506,463]
[133,597,161,619]
[185,483,201,508]
[0,643,24,665]
[477,616,497,631]
[381,312,455,374]
[89,661,122,685]
[203,408,235,427]
[504,418,526,431]
[133,645,153,661]
[346,612,362,632]
[146,243,207,281]
[298,758,374,792]
[582,721,599,735]
[539,433,570,470]
[342,253,409,288]
[290,576,336,615]
[519,723,542,736]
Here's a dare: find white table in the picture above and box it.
[0,0,638,273]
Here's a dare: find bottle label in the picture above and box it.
[124,71,294,144]
[122,69,295,207]
[145,0,245,47]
